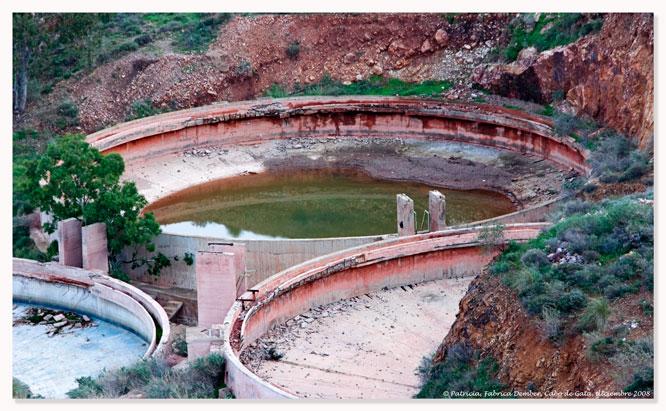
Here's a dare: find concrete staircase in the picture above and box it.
[162,300,184,321]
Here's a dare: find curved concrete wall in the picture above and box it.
[88,97,590,176]
[94,96,588,289]
[12,258,171,357]
[127,194,569,292]
[221,223,548,399]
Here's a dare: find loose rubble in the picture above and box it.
[13,306,95,337]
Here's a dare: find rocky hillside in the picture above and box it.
[15,13,653,147]
[16,13,509,133]
[473,13,653,149]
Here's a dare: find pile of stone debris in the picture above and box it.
[13,306,95,337]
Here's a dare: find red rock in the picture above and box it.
[472,13,653,149]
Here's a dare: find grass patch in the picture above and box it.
[265,74,452,98]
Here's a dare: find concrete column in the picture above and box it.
[396,194,415,236]
[196,246,238,328]
[82,222,108,272]
[208,243,247,297]
[58,218,82,267]
[428,190,447,231]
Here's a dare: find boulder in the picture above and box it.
[434,28,449,46]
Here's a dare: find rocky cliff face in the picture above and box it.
[473,13,653,149]
[434,272,615,394]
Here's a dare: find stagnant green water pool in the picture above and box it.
[146,171,515,239]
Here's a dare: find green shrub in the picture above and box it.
[111,41,138,56]
[520,249,549,269]
[541,306,562,341]
[134,34,153,46]
[477,224,505,252]
[13,378,42,399]
[286,41,300,59]
[67,353,225,399]
[57,100,79,118]
[502,13,603,62]
[416,343,506,398]
[127,99,162,120]
[589,131,651,183]
[577,298,610,332]
[173,14,231,53]
[492,196,652,340]
[264,74,453,98]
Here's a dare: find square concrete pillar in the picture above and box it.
[196,247,238,328]
[429,190,447,231]
[209,243,247,297]
[82,222,108,272]
[396,194,415,236]
[58,218,82,267]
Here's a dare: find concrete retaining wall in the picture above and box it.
[87,97,590,176]
[124,232,391,290]
[125,195,565,291]
[221,223,548,399]
[12,258,170,357]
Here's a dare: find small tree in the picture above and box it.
[23,134,165,277]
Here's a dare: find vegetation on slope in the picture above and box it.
[67,353,228,399]
[13,13,232,115]
[418,125,653,397]
[501,13,604,61]
[416,344,505,398]
[265,74,452,98]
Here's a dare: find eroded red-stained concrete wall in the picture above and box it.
[89,98,589,176]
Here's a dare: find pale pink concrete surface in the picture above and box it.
[429,190,446,230]
[82,222,108,272]
[221,223,548,399]
[209,243,247,297]
[247,277,473,399]
[12,258,171,357]
[196,249,238,328]
[58,218,82,268]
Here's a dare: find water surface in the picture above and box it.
[147,171,515,239]
[12,303,147,399]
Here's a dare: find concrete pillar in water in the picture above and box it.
[82,222,108,272]
[196,243,244,328]
[396,194,416,236]
[58,218,82,267]
[429,190,447,231]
